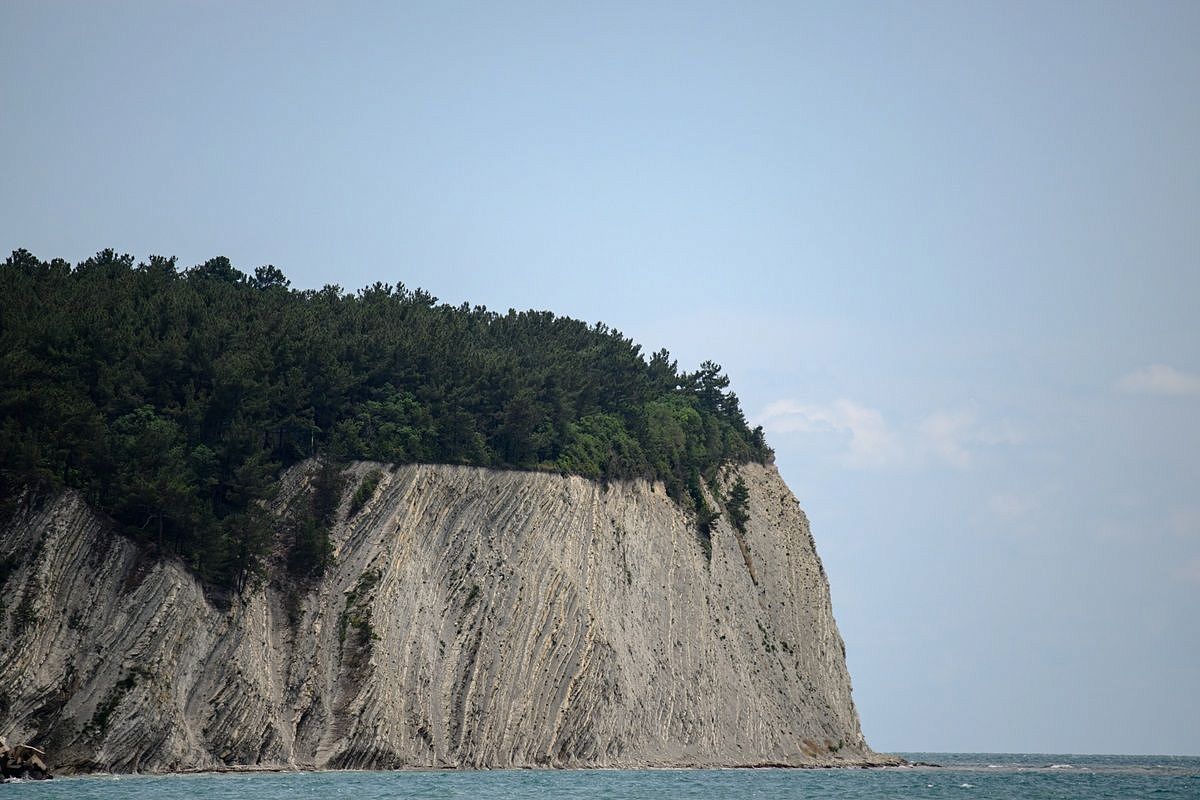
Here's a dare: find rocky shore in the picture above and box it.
[0,737,52,781]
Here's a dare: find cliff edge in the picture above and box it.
[0,463,895,772]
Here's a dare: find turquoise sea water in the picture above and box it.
[4,754,1198,799]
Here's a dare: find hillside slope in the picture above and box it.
[0,463,893,771]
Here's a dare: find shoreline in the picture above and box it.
[53,756,909,778]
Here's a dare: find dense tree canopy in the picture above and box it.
[0,249,771,589]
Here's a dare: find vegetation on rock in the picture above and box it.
[726,476,751,533]
[0,249,770,588]
[347,468,383,519]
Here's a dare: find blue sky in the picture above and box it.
[3,1,1198,754]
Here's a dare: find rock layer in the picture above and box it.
[0,463,892,772]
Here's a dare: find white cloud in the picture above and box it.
[759,399,900,468]
[917,411,975,468]
[1092,520,1141,543]
[988,493,1037,518]
[1117,364,1200,397]
[1175,557,1200,585]
[917,410,1023,469]
[759,401,1021,470]
[1168,508,1200,539]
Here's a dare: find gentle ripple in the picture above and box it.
[4,754,1198,799]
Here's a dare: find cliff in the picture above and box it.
[0,462,893,772]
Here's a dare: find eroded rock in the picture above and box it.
[0,463,893,772]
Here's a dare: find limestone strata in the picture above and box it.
[0,463,894,772]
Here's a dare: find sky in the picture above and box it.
[2,1,1198,755]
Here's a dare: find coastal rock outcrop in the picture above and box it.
[0,462,892,772]
[0,737,52,780]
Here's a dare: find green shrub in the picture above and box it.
[689,478,720,561]
[347,469,383,518]
[286,460,346,580]
[726,476,750,533]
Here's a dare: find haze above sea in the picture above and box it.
[4,754,1198,799]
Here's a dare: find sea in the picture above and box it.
[4,753,1198,799]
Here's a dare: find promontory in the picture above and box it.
[0,250,895,772]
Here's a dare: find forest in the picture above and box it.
[0,249,771,590]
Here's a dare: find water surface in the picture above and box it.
[5,754,1198,799]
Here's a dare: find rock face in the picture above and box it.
[0,462,891,772]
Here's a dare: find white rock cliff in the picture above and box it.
[0,462,893,772]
